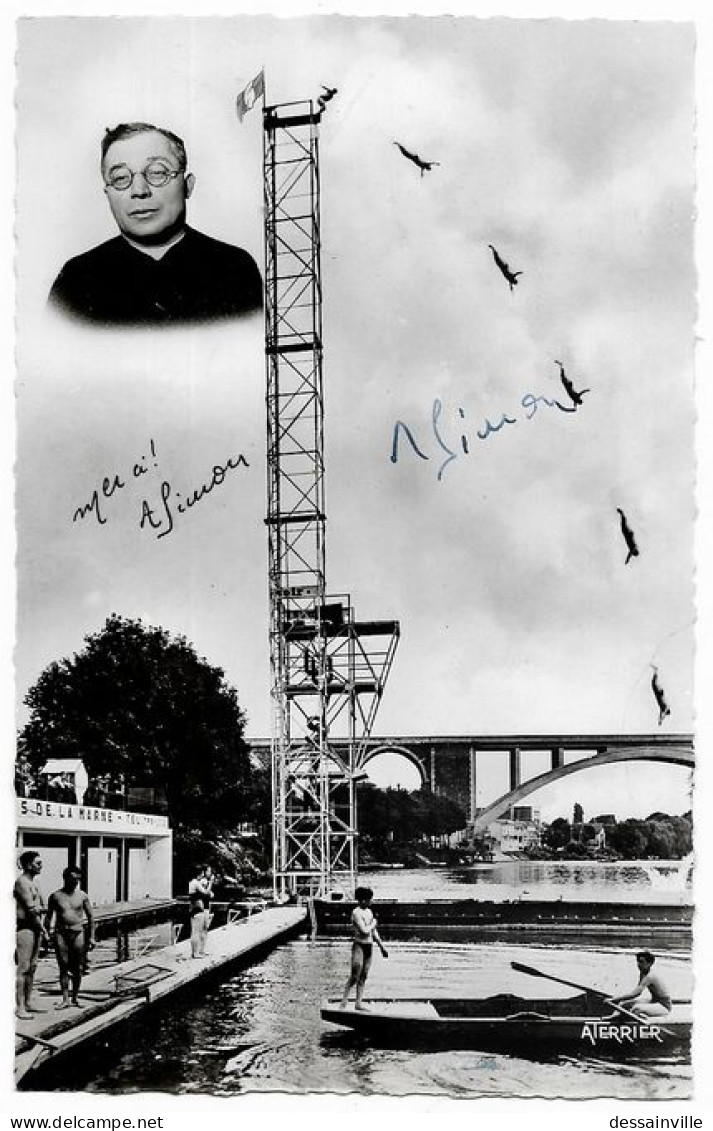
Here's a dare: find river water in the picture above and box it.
[32,863,695,1100]
[353,857,694,903]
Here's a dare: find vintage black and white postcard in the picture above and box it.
[6,5,711,1126]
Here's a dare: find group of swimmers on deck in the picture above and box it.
[14,851,96,1018]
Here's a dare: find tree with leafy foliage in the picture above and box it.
[573,801,584,825]
[357,784,418,842]
[542,816,571,850]
[607,819,648,858]
[645,814,692,858]
[541,809,691,860]
[357,783,466,844]
[414,790,466,837]
[604,813,692,860]
[18,615,256,879]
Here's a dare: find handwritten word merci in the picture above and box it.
[390,393,577,481]
[72,440,250,539]
[72,439,159,526]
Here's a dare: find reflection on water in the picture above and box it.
[361,861,694,904]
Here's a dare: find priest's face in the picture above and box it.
[102,130,195,244]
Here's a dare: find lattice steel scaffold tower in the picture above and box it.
[263,99,400,900]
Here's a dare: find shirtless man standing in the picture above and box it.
[340,886,389,1011]
[14,850,48,1020]
[45,867,95,1010]
[611,950,672,1018]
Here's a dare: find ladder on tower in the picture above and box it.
[263,100,399,901]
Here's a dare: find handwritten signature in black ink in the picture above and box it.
[139,455,249,540]
[390,393,577,480]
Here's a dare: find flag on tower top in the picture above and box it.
[236,70,265,121]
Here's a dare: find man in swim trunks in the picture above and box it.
[15,850,49,1019]
[45,867,95,1010]
[340,886,388,1011]
[610,950,672,1018]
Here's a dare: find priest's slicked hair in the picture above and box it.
[101,122,187,171]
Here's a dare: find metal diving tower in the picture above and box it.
[263,99,400,900]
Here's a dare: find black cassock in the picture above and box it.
[49,226,263,326]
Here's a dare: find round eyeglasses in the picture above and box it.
[105,162,183,192]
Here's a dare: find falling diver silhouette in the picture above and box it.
[616,508,639,565]
[318,85,338,110]
[650,665,671,726]
[488,244,523,291]
[555,360,590,407]
[393,142,441,177]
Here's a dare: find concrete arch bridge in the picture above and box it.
[357,734,694,832]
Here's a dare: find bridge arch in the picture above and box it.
[361,744,428,788]
[473,745,694,833]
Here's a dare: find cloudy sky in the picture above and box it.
[14,16,697,821]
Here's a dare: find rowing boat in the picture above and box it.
[321,993,691,1054]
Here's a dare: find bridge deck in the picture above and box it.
[248,732,694,751]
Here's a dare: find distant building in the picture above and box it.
[511,805,540,824]
[488,814,541,856]
[571,820,608,851]
[589,824,607,850]
[40,758,89,804]
[461,806,542,855]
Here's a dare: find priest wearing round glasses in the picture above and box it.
[49,122,262,325]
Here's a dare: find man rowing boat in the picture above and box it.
[610,951,672,1018]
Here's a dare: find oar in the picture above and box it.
[15,1030,59,1051]
[510,961,676,1037]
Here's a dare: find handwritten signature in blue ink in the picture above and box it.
[390,393,577,481]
